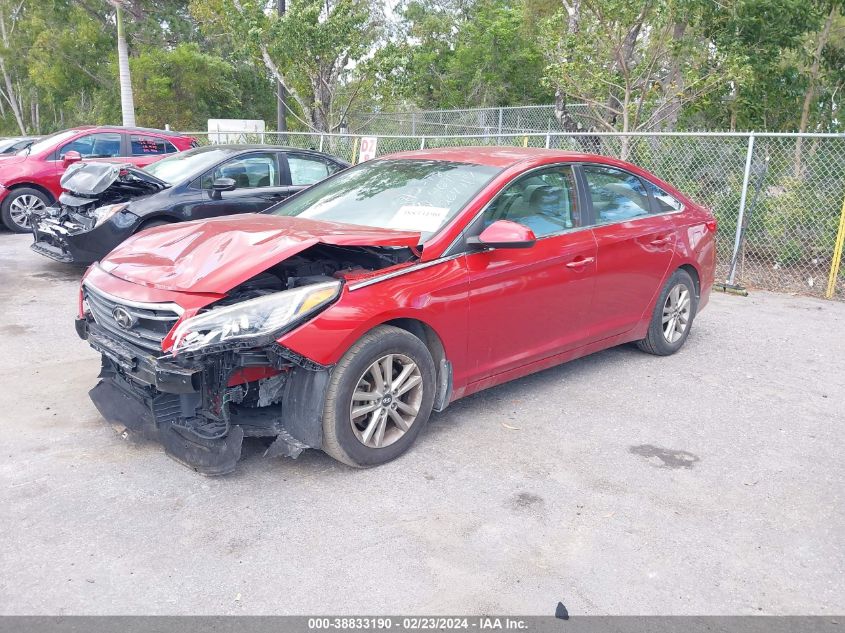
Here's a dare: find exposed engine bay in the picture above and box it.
[40,162,166,230]
[217,243,416,305]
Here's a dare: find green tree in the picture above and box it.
[130,43,241,129]
[191,0,381,132]
[373,0,550,109]
[540,0,737,142]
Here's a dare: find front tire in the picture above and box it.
[637,269,698,356]
[1,187,51,232]
[322,325,436,467]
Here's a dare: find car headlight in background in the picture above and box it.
[93,203,129,226]
[171,280,341,354]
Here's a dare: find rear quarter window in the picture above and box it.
[652,184,684,212]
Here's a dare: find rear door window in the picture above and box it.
[286,154,337,185]
[131,135,177,156]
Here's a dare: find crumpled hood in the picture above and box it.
[60,161,167,198]
[99,214,421,293]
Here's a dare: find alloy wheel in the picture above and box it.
[662,283,691,343]
[350,353,423,449]
[8,194,46,229]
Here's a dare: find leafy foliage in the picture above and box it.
[0,0,842,135]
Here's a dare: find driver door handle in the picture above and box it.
[566,256,595,269]
[650,236,672,246]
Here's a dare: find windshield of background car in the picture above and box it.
[269,159,502,238]
[143,147,233,184]
[18,130,77,155]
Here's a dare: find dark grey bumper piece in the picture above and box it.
[89,378,244,476]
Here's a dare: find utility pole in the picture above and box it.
[276,0,287,135]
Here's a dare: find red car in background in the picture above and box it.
[76,147,716,474]
[0,125,196,232]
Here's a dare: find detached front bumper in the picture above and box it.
[77,317,331,475]
[31,212,136,265]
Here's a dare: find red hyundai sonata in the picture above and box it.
[76,147,716,474]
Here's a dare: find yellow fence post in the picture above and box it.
[523,136,529,148]
[351,137,360,165]
[825,194,845,299]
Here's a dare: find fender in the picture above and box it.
[278,255,474,390]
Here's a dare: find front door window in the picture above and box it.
[481,165,580,236]
[59,133,122,159]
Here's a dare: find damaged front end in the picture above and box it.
[81,319,331,475]
[77,240,417,475]
[31,162,166,264]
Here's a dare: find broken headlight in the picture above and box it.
[93,203,130,227]
[171,280,341,354]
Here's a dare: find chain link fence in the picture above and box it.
[184,130,845,300]
[347,104,594,136]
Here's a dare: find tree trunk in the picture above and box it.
[0,10,26,135]
[794,4,836,178]
[659,22,687,131]
[552,0,582,132]
[115,3,136,127]
[0,58,25,134]
[276,0,287,134]
[620,88,631,160]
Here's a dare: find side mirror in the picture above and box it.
[466,220,537,249]
[62,151,82,168]
[211,177,236,200]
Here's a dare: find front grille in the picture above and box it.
[83,283,181,353]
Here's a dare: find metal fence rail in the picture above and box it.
[184,130,845,300]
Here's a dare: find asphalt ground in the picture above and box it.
[0,231,843,615]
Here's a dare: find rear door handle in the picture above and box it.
[650,236,672,246]
[566,256,595,269]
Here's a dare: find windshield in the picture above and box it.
[18,129,77,156]
[270,159,500,239]
[143,147,233,184]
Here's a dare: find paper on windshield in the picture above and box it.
[387,205,450,233]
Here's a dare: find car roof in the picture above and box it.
[183,144,349,162]
[68,125,190,137]
[379,146,604,168]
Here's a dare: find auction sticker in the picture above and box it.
[388,205,449,232]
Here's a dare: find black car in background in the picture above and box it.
[30,145,349,264]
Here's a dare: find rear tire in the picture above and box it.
[322,325,436,468]
[637,269,697,356]
[1,187,51,232]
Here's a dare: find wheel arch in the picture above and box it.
[678,263,701,299]
[134,214,176,232]
[6,182,55,204]
[376,317,452,411]
[634,260,703,339]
